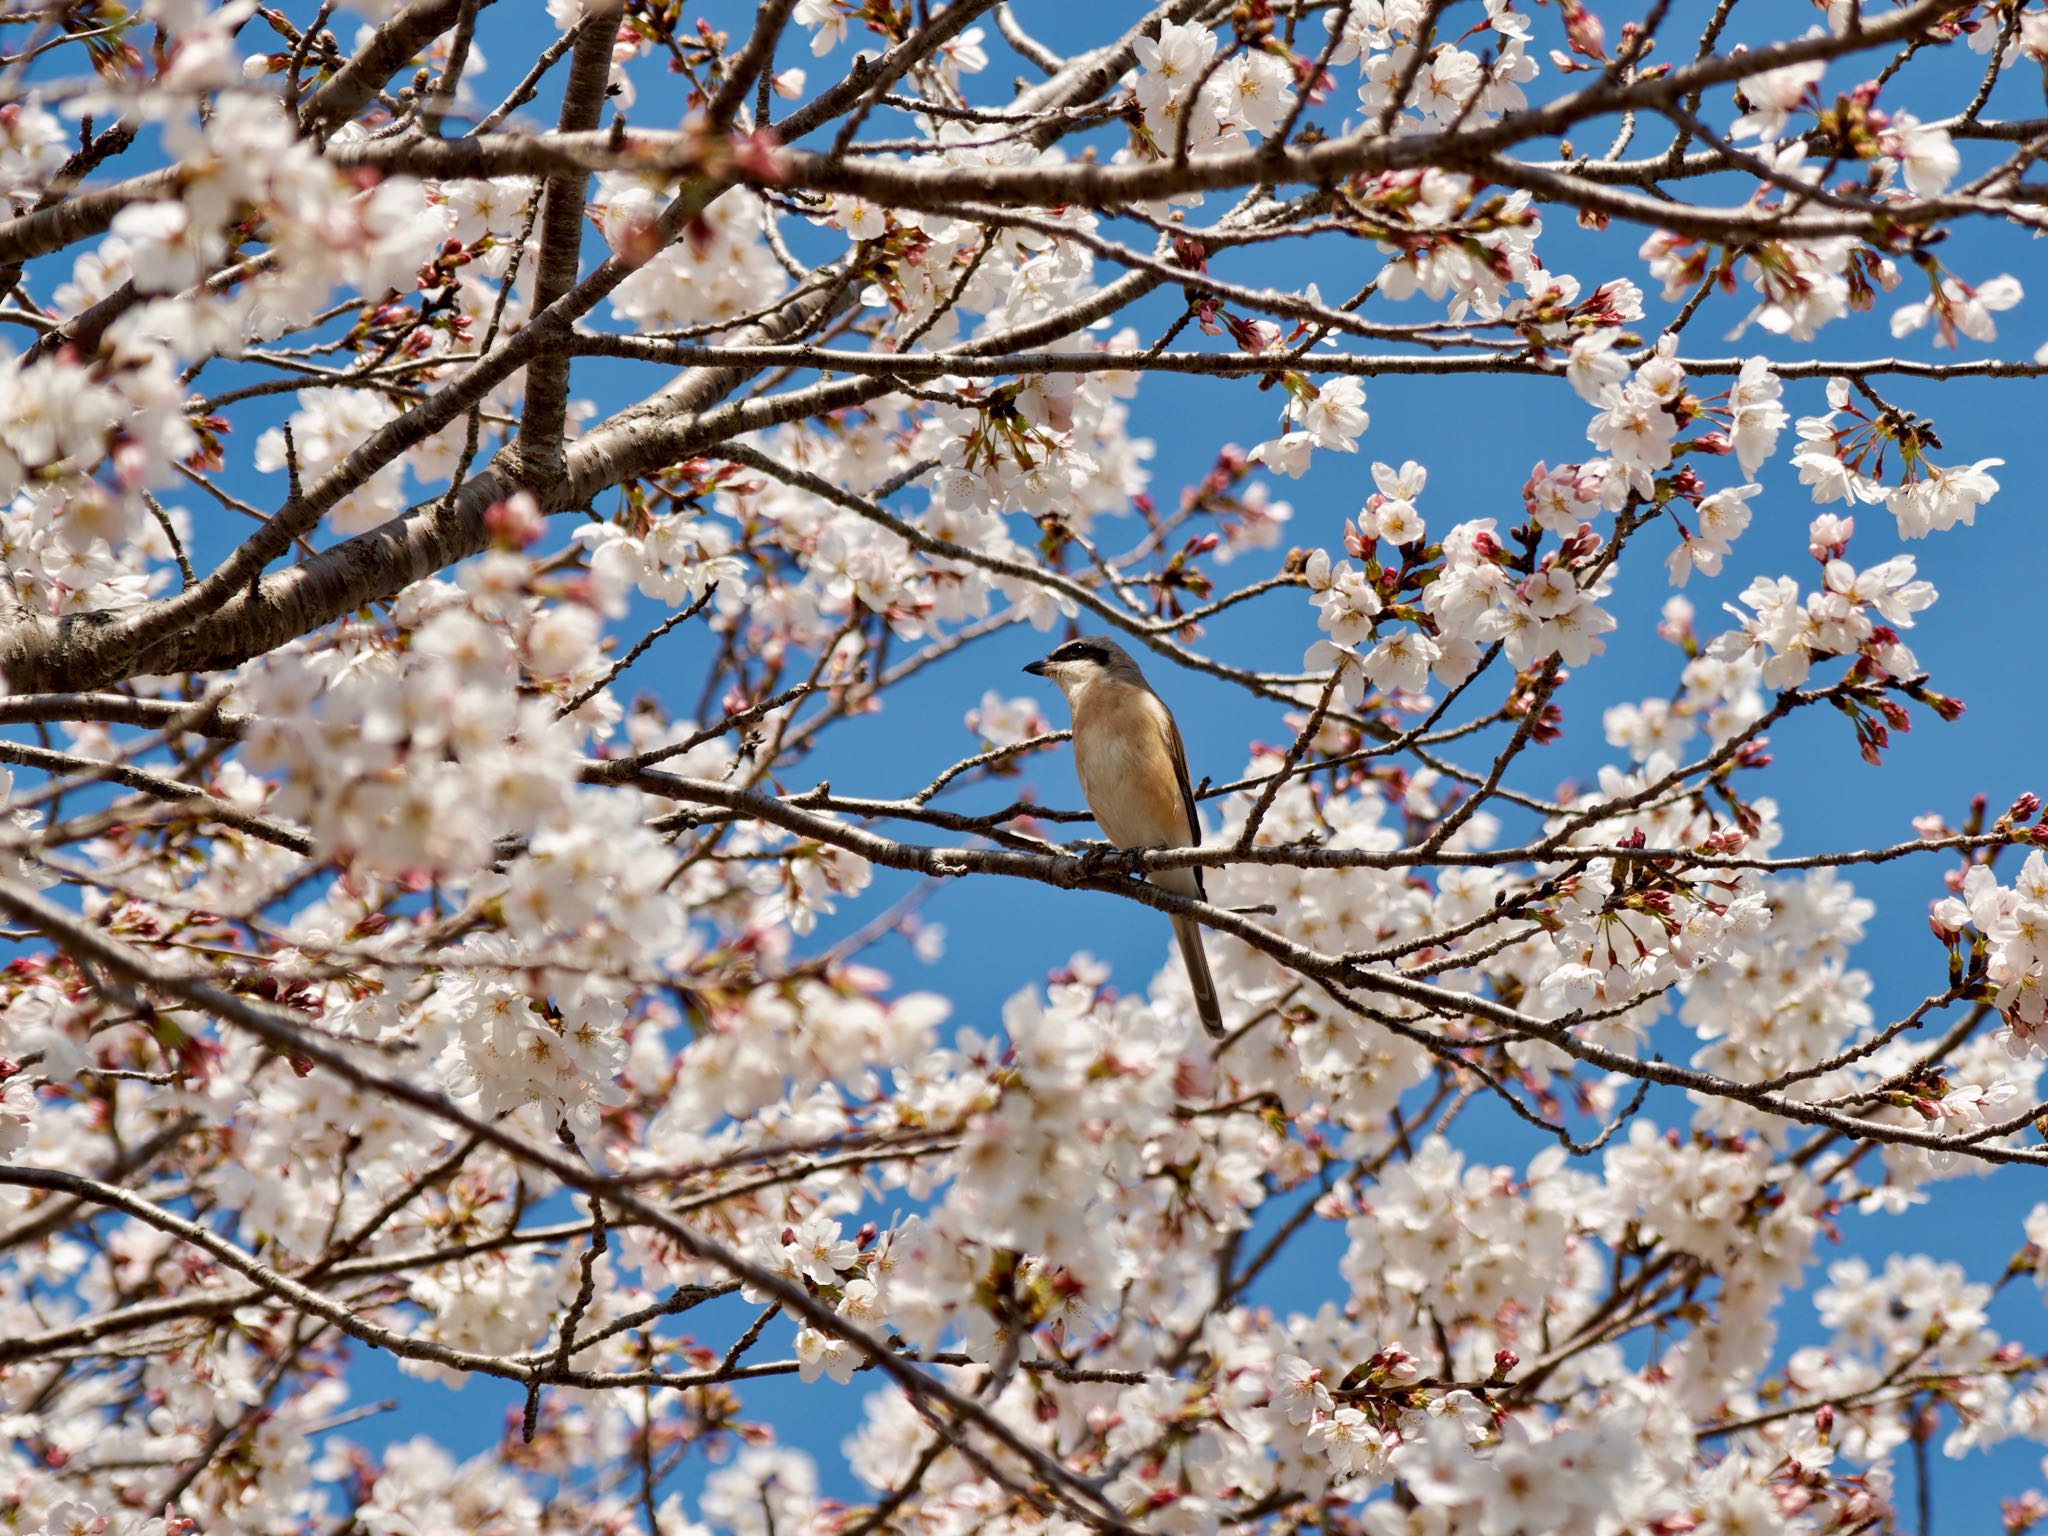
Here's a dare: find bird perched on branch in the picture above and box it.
[1024,635,1223,1038]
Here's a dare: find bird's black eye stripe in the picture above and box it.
[1052,640,1108,664]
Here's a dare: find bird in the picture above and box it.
[1023,635,1224,1038]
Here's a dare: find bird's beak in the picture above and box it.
[1022,659,1048,677]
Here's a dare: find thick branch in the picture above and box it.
[514,0,623,472]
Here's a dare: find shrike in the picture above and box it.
[1024,636,1223,1038]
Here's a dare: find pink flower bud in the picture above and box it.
[1562,0,1608,60]
[484,492,545,549]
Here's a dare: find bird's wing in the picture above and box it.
[1156,698,1207,899]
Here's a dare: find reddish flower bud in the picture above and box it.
[484,492,545,549]
[1562,0,1608,59]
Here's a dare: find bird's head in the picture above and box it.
[1023,635,1145,698]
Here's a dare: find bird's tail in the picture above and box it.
[1172,915,1225,1039]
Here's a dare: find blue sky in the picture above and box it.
[15,0,2048,1527]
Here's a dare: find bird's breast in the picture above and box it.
[1073,692,1188,851]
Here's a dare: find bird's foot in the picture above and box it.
[1070,840,1120,882]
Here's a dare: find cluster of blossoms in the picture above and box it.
[918,364,1149,533]
[1248,375,1371,480]
[1642,33,2032,359]
[1,146,526,629]
[1300,457,1620,707]
[5,85,453,591]
[1289,332,1830,720]
[1130,20,1299,163]
[1366,168,1547,325]
[237,556,600,878]
[1604,601,1767,760]
[1705,518,1936,692]
[0,96,68,214]
[1792,378,2005,540]
[882,978,1196,1358]
[1932,846,2048,1053]
[1721,37,2029,347]
[1333,0,1541,129]
[603,174,791,333]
